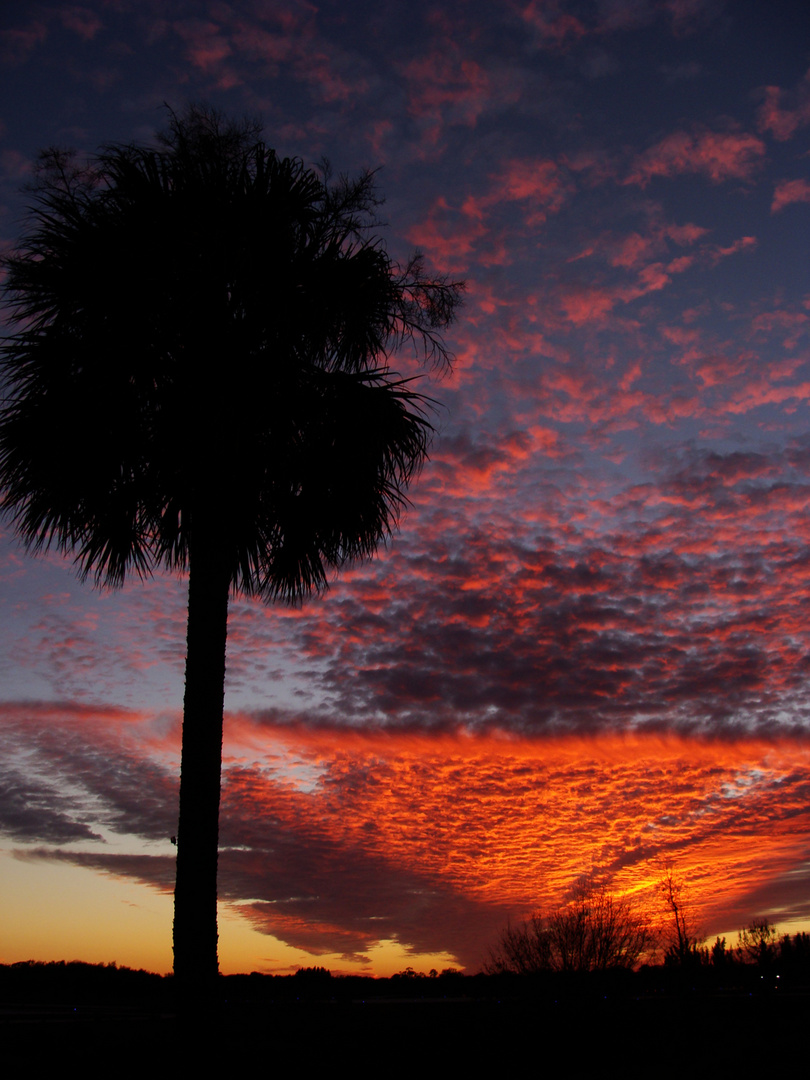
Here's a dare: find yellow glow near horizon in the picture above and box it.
[1,851,460,976]
[1,849,174,973]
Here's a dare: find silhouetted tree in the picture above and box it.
[711,935,730,968]
[293,966,332,979]
[485,913,553,975]
[738,918,778,968]
[778,930,810,976]
[486,880,655,974]
[658,866,705,967]
[0,105,464,998]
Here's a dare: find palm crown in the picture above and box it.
[1,109,460,599]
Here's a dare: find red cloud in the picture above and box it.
[709,236,756,260]
[174,18,234,76]
[625,129,765,187]
[756,69,810,141]
[492,158,570,223]
[172,7,355,102]
[605,220,707,270]
[771,179,810,214]
[408,158,571,270]
[402,48,491,150]
[0,18,48,64]
[59,6,103,40]
[519,1,587,46]
[406,196,488,273]
[751,307,809,350]
[560,284,617,325]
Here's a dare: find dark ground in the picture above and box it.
[1,964,804,1074]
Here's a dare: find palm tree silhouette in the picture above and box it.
[0,105,463,995]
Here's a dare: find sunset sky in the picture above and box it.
[2,0,810,977]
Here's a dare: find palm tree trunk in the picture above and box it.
[173,535,231,997]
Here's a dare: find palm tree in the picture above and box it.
[0,106,463,995]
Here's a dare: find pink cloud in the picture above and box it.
[562,148,619,185]
[408,158,570,271]
[666,222,708,245]
[402,48,491,149]
[634,262,671,293]
[756,69,810,141]
[557,233,705,326]
[664,0,722,33]
[609,232,660,269]
[497,158,567,206]
[479,157,572,229]
[751,307,809,350]
[170,6,356,103]
[560,284,617,325]
[606,220,707,270]
[59,6,103,41]
[232,16,354,103]
[0,19,48,64]
[519,1,588,46]
[692,353,752,389]
[407,196,487,273]
[667,254,694,273]
[706,235,757,264]
[173,18,234,75]
[771,178,810,214]
[625,129,766,187]
[428,426,565,500]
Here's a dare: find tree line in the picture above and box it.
[484,870,810,979]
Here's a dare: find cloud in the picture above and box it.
[0,764,103,844]
[168,4,359,102]
[59,6,103,41]
[10,714,810,968]
[519,1,588,46]
[756,68,810,141]
[173,18,232,74]
[428,428,562,499]
[663,0,726,34]
[402,48,490,147]
[606,221,708,270]
[771,178,810,214]
[625,128,765,187]
[549,224,752,327]
[0,18,48,65]
[0,700,179,847]
[408,157,572,271]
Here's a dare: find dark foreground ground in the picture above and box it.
[2,964,804,1075]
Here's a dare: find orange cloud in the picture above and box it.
[218,723,810,964]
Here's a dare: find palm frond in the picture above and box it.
[1,105,463,600]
